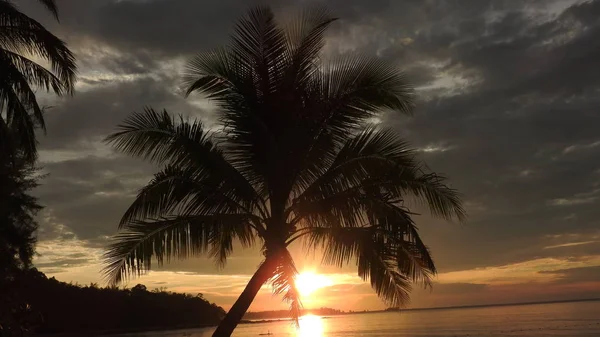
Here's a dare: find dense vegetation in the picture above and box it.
[1,269,225,335]
[0,143,44,336]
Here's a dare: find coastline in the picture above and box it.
[34,297,600,336]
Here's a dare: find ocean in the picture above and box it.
[117,300,600,337]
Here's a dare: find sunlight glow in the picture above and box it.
[295,272,334,296]
[296,315,324,337]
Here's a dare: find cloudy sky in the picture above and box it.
[23,0,600,311]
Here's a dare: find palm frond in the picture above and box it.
[36,0,59,20]
[0,1,76,92]
[290,126,465,223]
[105,108,211,164]
[0,0,75,161]
[103,214,254,285]
[0,50,48,130]
[0,48,63,93]
[316,56,415,141]
[105,108,267,218]
[0,76,38,162]
[230,6,287,97]
[283,5,337,87]
[302,210,434,307]
[270,249,302,325]
[183,48,252,102]
[286,55,414,201]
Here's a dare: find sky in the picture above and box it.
[21,0,600,311]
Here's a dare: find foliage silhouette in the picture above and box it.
[0,0,77,162]
[104,5,465,337]
[0,151,41,274]
[0,269,225,335]
[0,146,42,337]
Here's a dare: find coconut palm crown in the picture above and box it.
[103,6,465,337]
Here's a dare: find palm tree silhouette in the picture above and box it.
[103,6,465,337]
[0,0,77,162]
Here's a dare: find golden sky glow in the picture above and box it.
[295,272,334,297]
[33,235,600,311]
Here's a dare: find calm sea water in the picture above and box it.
[118,300,600,337]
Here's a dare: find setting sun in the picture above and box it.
[294,272,334,296]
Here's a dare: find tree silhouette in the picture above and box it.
[0,154,41,273]
[0,144,42,336]
[1,269,225,335]
[0,0,77,162]
[104,6,465,337]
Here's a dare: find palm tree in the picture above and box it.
[103,6,465,337]
[0,0,77,162]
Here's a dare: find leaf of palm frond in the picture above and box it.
[366,204,436,287]
[294,126,413,200]
[358,249,412,307]
[283,5,336,86]
[206,213,256,268]
[287,58,414,197]
[36,0,59,20]
[289,130,413,226]
[395,240,435,288]
[106,108,266,216]
[120,164,264,243]
[0,49,63,93]
[105,108,210,164]
[290,127,465,223]
[230,6,287,97]
[0,57,45,127]
[0,1,76,91]
[270,249,302,325]
[307,56,414,145]
[184,48,255,103]
[0,77,38,161]
[328,55,414,113]
[395,171,466,222]
[119,165,204,226]
[103,214,253,285]
[305,220,431,307]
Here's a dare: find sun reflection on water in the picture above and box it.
[296,314,324,337]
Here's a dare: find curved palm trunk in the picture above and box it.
[212,257,277,337]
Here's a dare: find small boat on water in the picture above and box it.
[258,331,273,336]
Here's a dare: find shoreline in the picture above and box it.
[34,297,599,336]
[242,297,600,322]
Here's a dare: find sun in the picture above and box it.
[294,271,333,296]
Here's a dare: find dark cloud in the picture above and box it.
[23,0,600,303]
[35,155,155,240]
[25,0,289,57]
[40,75,204,151]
